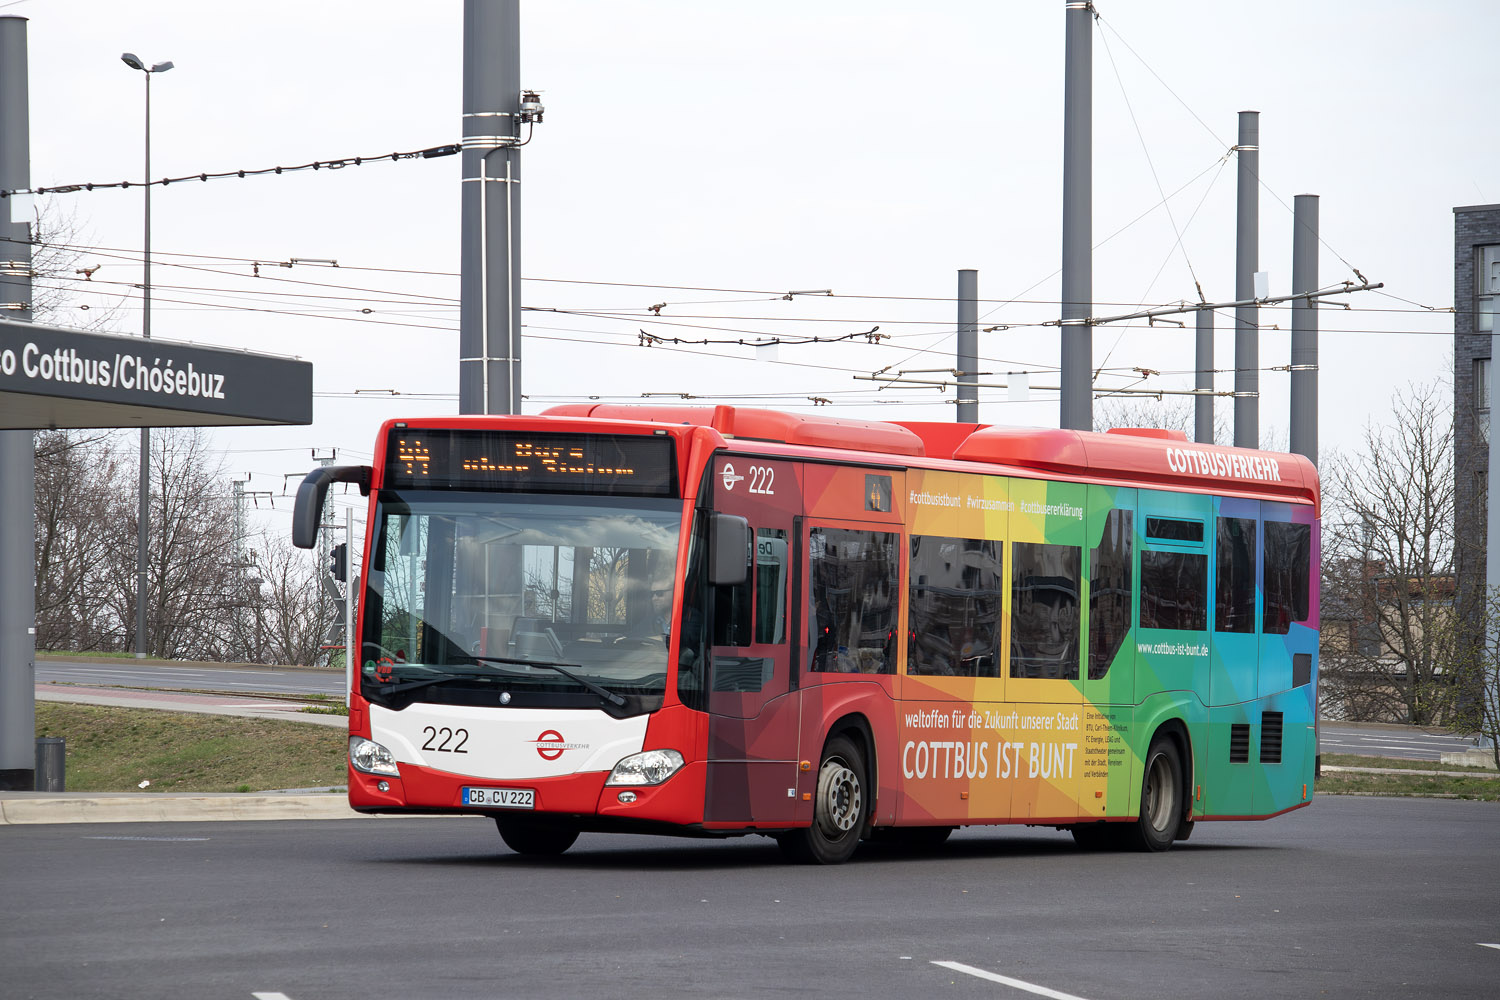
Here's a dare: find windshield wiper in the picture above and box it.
[474,655,628,708]
[371,666,507,696]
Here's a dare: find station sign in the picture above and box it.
[0,319,312,428]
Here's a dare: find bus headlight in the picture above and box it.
[349,736,401,776]
[606,749,684,786]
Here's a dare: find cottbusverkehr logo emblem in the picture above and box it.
[532,730,589,761]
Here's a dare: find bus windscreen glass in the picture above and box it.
[385,429,676,496]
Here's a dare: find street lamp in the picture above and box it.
[121,52,172,659]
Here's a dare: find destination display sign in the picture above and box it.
[383,428,677,496]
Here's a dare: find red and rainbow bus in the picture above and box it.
[293,405,1318,864]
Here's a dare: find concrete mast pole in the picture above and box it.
[957,269,978,423]
[1059,1,1092,431]
[1195,308,1213,443]
[460,0,523,415]
[1233,111,1260,448]
[1289,194,1319,464]
[0,14,35,790]
[1487,283,1500,750]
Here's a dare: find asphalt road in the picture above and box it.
[1317,723,1478,760]
[36,657,345,697]
[2,795,1497,1000]
[38,658,1484,760]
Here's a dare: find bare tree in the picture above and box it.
[30,198,118,331]
[33,429,126,651]
[240,534,337,667]
[94,428,243,659]
[1319,380,1459,725]
[1094,395,1232,445]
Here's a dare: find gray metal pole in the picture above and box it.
[1195,307,1213,443]
[1487,328,1500,750]
[957,269,978,423]
[460,0,523,416]
[136,68,152,658]
[1290,194,1319,465]
[1233,111,1259,448]
[0,14,35,791]
[1059,0,1092,431]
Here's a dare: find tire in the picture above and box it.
[496,817,580,856]
[777,734,868,865]
[1124,734,1183,852]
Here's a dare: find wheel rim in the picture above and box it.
[815,757,861,837]
[1143,752,1174,833]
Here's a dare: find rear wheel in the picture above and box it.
[1124,735,1183,852]
[496,817,580,856]
[777,735,868,865]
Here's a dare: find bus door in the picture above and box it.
[1137,491,1217,813]
[1078,486,1137,821]
[1004,477,1088,822]
[702,455,800,826]
[1254,502,1316,815]
[899,467,1007,827]
[797,513,902,826]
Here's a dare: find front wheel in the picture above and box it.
[496,817,580,856]
[1125,735,1183,852]
[777,735,868,865]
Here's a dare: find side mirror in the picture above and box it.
[708,513,750,587]
[292,466,372,549]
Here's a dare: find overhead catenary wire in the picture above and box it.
[0,142,462,199]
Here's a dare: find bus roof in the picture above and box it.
[532,404,1319,510]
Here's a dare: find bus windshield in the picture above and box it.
[360,492,683,708]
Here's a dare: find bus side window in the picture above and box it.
[809,528,899,674]
[1011,542,1081,680]
[1263,521,1311,634]
[1140,516,1207,632]
[1139,549,1207,631]
[909,535,1003,677]
[753,529,788,644]
[1215,516,1257,633]
[1088,510,1132,680]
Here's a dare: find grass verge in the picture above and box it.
[35,703,346,793]
[1317,752,1500,802]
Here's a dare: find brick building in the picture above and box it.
[1453,204,1500,619]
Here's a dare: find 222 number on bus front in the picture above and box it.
[462,787,535,809]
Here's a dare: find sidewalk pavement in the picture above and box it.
[7,683,371,825]
[0,790,374,825]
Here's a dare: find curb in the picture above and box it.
[1320,764,1500,779]
[0,793,371,825]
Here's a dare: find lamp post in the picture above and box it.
[121,52,171,659]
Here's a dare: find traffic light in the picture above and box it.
[328,542,347,583]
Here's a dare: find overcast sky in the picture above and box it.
[13,1,1495,528]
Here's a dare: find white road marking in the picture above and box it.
[932,961,1091,999]
[83,836,210,842]
[1479,942,1500,951]
[252,993,293,999]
